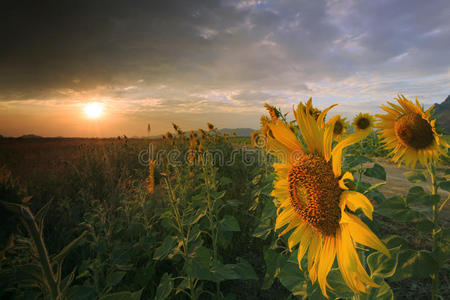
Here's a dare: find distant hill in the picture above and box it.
[19,134,43,139]
[433,95,450,134]
[219,128,255,137]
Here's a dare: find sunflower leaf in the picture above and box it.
[406,186,440,206]
[390,250,439,281]
[219,215,240,232]
[440,180,450,192]
[363,163,386,180]
[375,196,421,222]
[345,155,373,169]
[362,279,394,300]
[154,273,173,300]
[153,236,178,261]
[403,171,427,183]
[367,246,400,278]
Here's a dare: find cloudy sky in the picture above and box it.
[1,0,449,137]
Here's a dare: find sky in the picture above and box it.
[1,0,449,137]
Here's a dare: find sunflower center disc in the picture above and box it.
[288,154,341,236]
[356,117,370,130]
[395,113,434,150]
[334,121,343,135]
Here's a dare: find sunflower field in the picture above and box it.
[0,95,449,299]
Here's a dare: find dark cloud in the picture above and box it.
[0,0,449,104]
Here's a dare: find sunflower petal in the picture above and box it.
[343,212,390,257]
[339,172,354,190]
[341,191,373,220]
[269,121,304,154]
[332,131,369,177]
[318,236,336,298]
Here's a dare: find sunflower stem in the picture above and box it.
[427,163,439,300]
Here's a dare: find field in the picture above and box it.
[0,131,449,300]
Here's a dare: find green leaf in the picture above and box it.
[439,180,450,192]
[403,171,426,183]
[219,176,233,186]
[367,246,400,278]
[277,258,306,295]
[417,219,434,234]
[391,250,439,281]
[261,248,287,289]
[66,286,96,300]
[184,246,214,281]
[183,208,206,226]
[375,196,421,222]
[155,273,173,300]
[153,236,178,260]
[252,218,272,240]
[130,289,143,300]
[363,280,394,300]
[261,199,276,220]
[100,290,142,300]
[209,258,258,281]
[406,186,440,206]
[210,261,239,281]
[382,235,409,249]
[346,155,373,169]
[326,269,354,298]
[219,215,240,232]
[228,257,258,280]
[106,271,126,287]
[364,163,386,180]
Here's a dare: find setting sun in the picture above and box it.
[84,102,104,119]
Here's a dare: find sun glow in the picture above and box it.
[84,102,104,119]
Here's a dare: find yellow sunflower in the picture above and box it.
[333,116,349,141]
[267,100,390,298]
[376,94,449,168]
[352,113,375,133]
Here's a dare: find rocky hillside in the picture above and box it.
[433,95,450,134]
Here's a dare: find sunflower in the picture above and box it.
[333,116,349,141]
[376,94,449,168]
[268,100,389,298]
[352,113,374,133]
[207,122,215,130]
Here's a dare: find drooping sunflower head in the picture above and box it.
[333,116,349,140]
[207,122,215,130]
[265,103,280,121]
[266,99,389,298]
[352,113,374,133]
[376,94,448,168]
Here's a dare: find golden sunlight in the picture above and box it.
[84,102,104,119]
